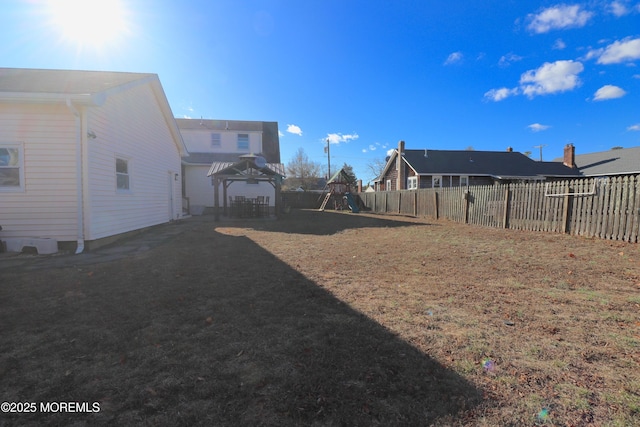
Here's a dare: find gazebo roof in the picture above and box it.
[207,154,285,179]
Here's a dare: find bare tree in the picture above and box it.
[365,157,388,184]
[286,148,322,190]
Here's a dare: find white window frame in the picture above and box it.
[386,179,391,191]
[210,133,221,148]
[407,176,418,190]
[460,175,469,187]
[115,156,131,192]
[237,133,250,151]
[432,175,442,188]
[0,142,25,192]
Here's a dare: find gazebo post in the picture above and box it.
[214,176,220,221]
[223,180,228,217]
[275,176,282,219]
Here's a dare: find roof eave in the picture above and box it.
[0,92,104,106]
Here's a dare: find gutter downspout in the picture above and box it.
[66,99,85,254]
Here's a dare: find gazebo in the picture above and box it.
[208,153,285,221]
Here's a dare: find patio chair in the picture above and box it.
[256,196,265,217]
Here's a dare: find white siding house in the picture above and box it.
[178,119,282,212]
[0,68,188,252]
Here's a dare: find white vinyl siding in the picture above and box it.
[0,104,78,240]
[85,82,183,240]
[180,129,262,153]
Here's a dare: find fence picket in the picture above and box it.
[620,176,630,241]
[631,176,640,242]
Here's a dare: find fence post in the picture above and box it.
[463,190,470,224]
[414,191,418,217]
[562,183,571,233]
[503,187,510,228]
[434,191,439,219]
[398,191,402,214]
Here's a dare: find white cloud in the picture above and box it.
[553,38,567,50]
[286,124,303,136]
[520,60,584,98]
[526,4,593,33]
[326,133,359,144]
[484,87,517,102]
[593,84,627,101]
[596,37,640,64]
[628,123,640,131]
[609,1,629,16]
[528,123,551,132]
[444,51,463,65]
[278,130,284,137]
[498,52,523,67]
[361,144,378,153]
[485,60,584,102]
[386,148,395,157]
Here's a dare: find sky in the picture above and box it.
[2,0,640,184]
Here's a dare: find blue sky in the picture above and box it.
[2,1,640,184]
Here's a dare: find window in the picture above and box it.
[432,176,442,188]
[210,133,221,147]
[237,134,249,151]
[407,176,418,190]
[386,179,392,191]
[0,144,24,191]
[116,157,130,191]
[460,176,469,187]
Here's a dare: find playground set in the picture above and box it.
[318,169,361,213]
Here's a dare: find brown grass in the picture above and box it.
[1,209,639,426]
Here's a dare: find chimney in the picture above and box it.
[357,179,362,193]
[397,140,405,190]
[506,146,513,152]
[563,143,575,168]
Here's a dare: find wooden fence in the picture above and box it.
[358,175,640,243]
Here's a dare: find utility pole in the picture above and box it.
[533,144,547,161]
[325,138,331,179]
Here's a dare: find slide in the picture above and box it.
[344,192,360,213]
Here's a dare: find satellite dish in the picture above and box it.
[254,156,267,168]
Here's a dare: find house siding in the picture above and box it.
[84,83,182,240]
[185,164,214,207]
[181,129,262,154]
[0,103,79,240]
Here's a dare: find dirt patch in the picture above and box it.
[1,209,639,426]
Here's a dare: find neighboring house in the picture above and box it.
[555,146,640,177]
[0,68,187,252]
[177,119,282,212]
[374,141,581,191]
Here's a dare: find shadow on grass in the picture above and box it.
[217,208,434,236]
[0,225,480,426]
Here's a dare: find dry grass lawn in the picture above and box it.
[1,209,639,426]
